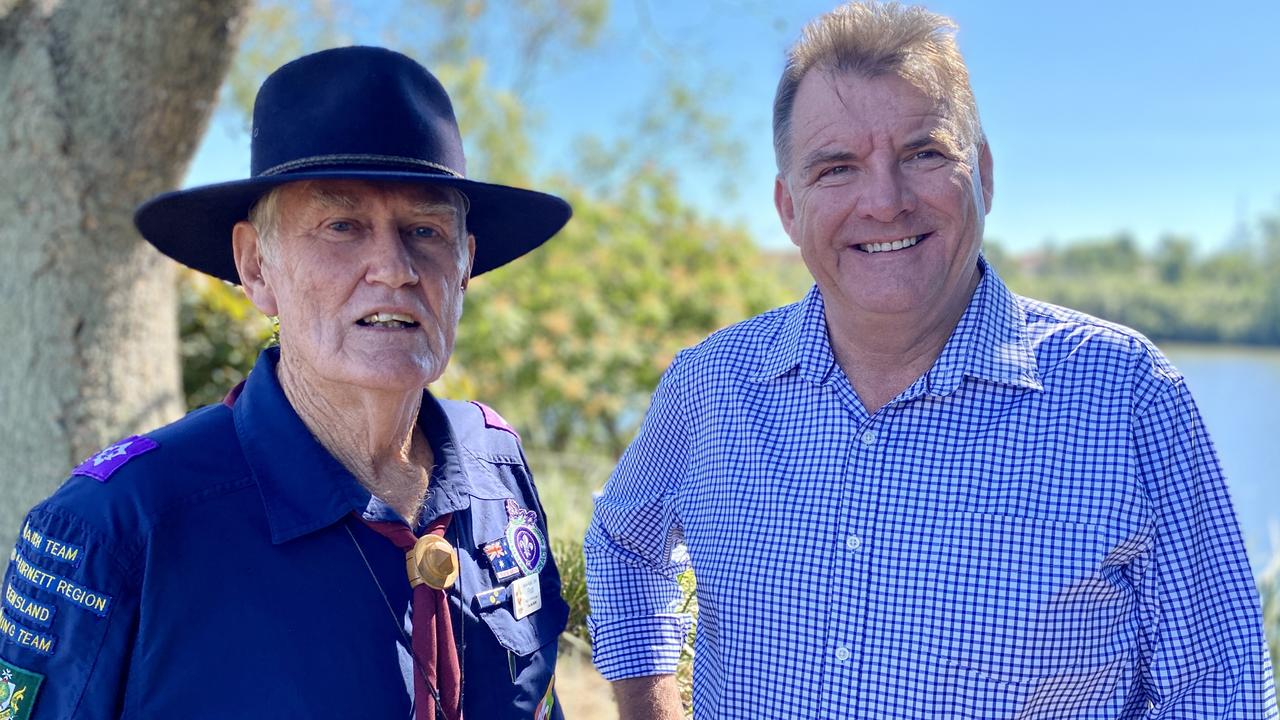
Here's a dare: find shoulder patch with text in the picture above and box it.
[0,611,56,656]
[71,435,158,482]
[9,552,111,617]
[3,584,54,629]
[19,522,83,568]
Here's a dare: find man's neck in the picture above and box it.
[823,269,980,415]
[276,352,432,524]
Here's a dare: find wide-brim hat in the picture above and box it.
[135,46,571,283]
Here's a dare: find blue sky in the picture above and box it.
[188,0,1280,254]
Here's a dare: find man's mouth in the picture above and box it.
[356,312,419,329]
[855,233,927,254]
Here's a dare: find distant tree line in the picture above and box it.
[982,216,1280,346]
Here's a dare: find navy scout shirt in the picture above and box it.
[0,348,568,719]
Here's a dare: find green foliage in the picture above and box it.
[178,271,274,408]
[439,169,792,455]
[989,221,1280,346]
[676,568,698,716]
[553,537,591,645]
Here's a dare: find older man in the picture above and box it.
[585,3,1277,718]
[0,47,569,719]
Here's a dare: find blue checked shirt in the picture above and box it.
[585,260,1277,718]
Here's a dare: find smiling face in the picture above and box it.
[775,69,992,327]
[233,179,475,396]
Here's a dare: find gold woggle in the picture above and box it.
[406,534,459,590]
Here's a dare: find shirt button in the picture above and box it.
[834,646,852,662]
[846,533,862,551]
[861,430,878,446]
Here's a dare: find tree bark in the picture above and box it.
[0,0,249,545]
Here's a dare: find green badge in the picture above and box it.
[0,657,43,720]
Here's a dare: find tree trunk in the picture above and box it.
[0,0,249,546]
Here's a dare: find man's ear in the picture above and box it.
[774,174,799,246]
[978,140,994,214]
[461,233,476,293]
[231,221,279,316]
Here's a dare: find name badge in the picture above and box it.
[511,574,541,620]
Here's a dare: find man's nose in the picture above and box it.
[855,164,915,223]
[364,224,419,287]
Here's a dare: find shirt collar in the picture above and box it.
[751,284,837,385]
[748,258,1041,396]
[923,256,1043,397]
[233,347,475,544]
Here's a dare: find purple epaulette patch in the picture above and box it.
[471,401,521,441]
[71,435,159,483]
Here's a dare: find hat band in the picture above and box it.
[258,153,464,178]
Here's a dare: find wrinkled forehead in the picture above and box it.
[281,179,466,217]
[812,65,970,153]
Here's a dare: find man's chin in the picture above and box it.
[308,355,445,397]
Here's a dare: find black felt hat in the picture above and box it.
[135,46,571,283]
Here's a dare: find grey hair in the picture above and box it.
[772,1,983,173]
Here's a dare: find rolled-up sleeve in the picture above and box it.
[1133,378,1278,716]
[584,353,694,681]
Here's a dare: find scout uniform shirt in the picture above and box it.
[0,348,568,719]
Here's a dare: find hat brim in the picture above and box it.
[134,170,572,284]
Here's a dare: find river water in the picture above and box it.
[1165,344,1280,573]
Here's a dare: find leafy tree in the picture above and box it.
[441,169,791,455]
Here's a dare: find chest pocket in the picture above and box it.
[926,511,1141,684]
[467,495,569,658]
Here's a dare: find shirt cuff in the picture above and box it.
[588,614,693,681]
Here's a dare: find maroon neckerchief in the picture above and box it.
[361,514,463,720]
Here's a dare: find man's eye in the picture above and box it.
[819,165,850,179]
[410,226,441,239]
[328,221,354,232]
[908,150,944,162]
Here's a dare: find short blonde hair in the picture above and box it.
[772,1,982,172]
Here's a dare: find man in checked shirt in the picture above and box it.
[584,2,1278,717]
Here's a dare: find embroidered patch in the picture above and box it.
[470,402,521,441]
[71,435,158,482]
[19,522,84,567]
[10,555,111,617]
[504,500,547,577]
[533,674,555,720]
[2,585,53,629]
[0,657,44,720]
[0,612,56,656]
